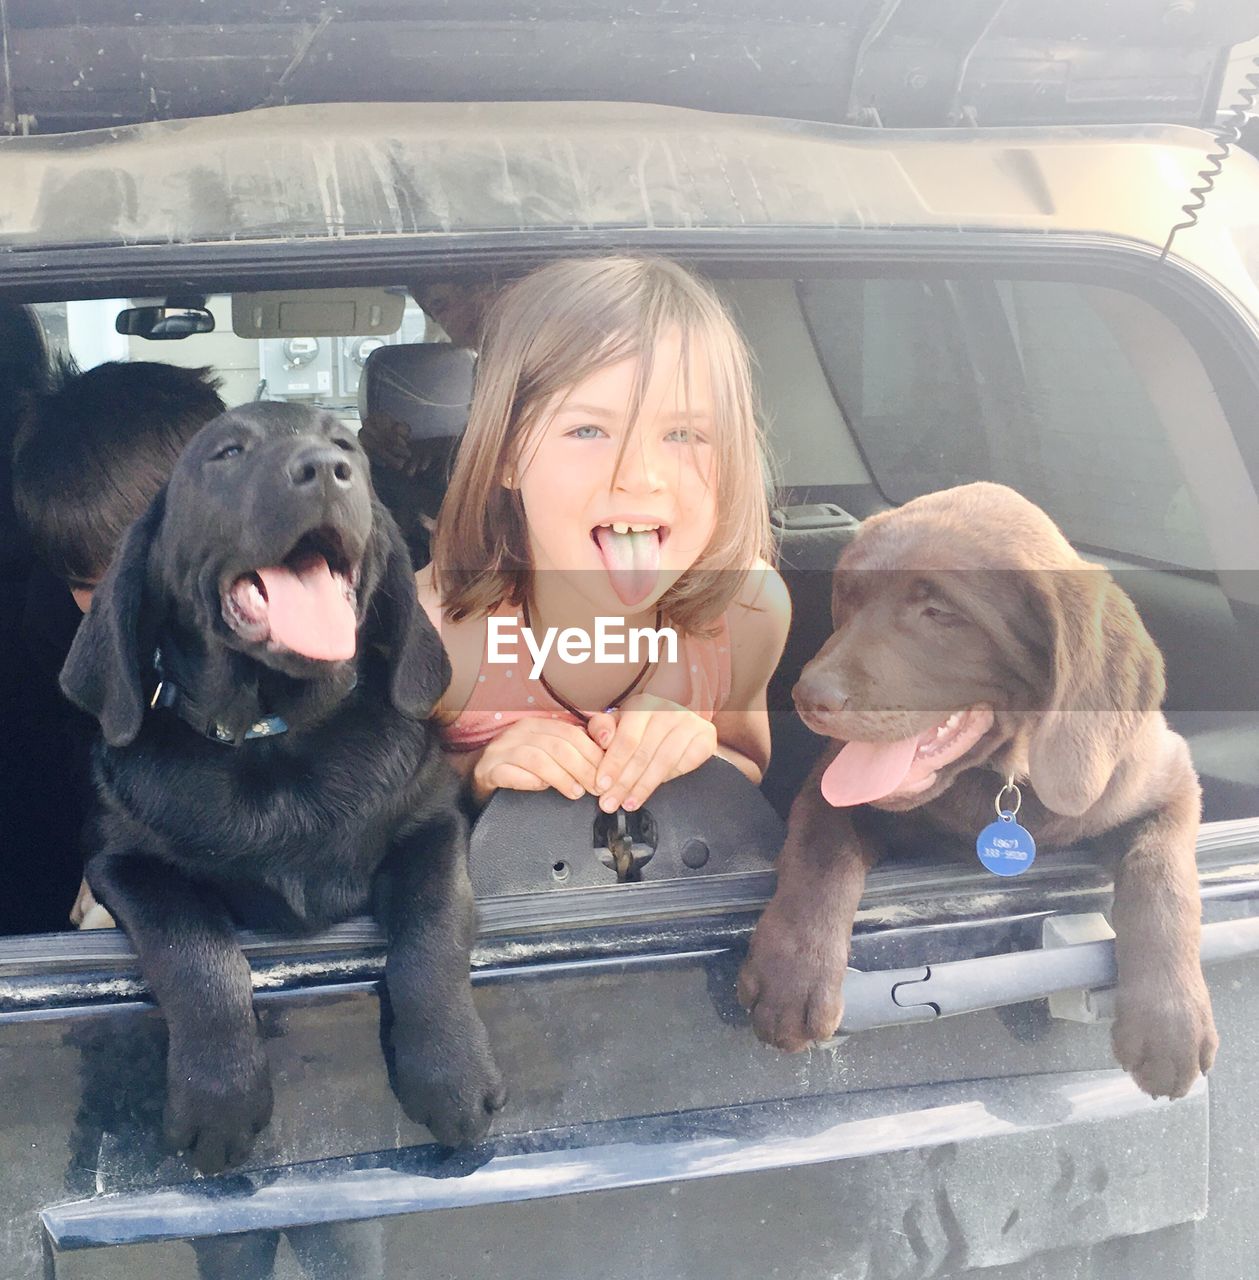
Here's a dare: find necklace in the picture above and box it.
[520,596,662,725]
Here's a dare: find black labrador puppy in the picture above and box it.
[60,401,505,1174]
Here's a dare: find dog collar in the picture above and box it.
[149,647,288,745]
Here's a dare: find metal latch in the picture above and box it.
[593,807,656,882]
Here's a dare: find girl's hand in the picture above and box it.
[70,876,116,930]
[587,694,718,814]
[471,716,605,805]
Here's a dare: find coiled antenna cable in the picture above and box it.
[1160,54,1259,263]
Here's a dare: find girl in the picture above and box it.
[417,256,790,813]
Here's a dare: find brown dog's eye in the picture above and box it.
[212,443,242,461]
[923,604,965,626]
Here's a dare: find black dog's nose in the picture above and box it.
[287,445,354,490]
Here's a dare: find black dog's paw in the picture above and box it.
[1113,972,1218,1100]
[164,1042,274,1175]
[393,1025,506,1148]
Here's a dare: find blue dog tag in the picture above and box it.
[976,813,1037,876]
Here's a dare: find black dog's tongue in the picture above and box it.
[255,555,356,660]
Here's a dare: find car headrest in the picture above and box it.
[358,342,476,444]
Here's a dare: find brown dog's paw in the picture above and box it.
[737,904,847,1052]
[1112,975,1218,1100]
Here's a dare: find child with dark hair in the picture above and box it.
[11,359,226,928]
[14,359,226,612]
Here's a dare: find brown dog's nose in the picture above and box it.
[287,445,354,490]
[793,670,848,724]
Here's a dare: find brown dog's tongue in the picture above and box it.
[820,736,919,807]
[255,557,356,661]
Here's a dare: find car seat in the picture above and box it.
[357,343,476,567]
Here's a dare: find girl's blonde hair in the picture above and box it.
[433,256,773,632]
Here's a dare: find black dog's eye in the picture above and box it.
[212,443,243,461]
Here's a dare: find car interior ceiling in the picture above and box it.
[2,269,1257,939]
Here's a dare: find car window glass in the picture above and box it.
[799,276,1215,569]
[31,294,433,424]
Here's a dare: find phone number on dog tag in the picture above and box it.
[976,818,1037,876]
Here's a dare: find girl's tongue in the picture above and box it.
[593,525,661,606]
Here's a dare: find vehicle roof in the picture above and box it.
[3,0,1255,135]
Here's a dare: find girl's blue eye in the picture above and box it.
[666,428,708,445]
[568,424,605,440]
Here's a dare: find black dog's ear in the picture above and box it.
[369,503,450,718]
[60,493,165,747]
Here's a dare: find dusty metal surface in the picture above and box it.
[0,101,1254,273]
[41,1074,1209,1272]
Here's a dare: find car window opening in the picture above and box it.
[1,268,1257,942]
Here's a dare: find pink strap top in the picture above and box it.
[435,604,733,753]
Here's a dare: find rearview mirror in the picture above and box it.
[115,301,215,340]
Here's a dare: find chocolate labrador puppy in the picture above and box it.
[739,482,1217,1099]
[60,402,505,1173]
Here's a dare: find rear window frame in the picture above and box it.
[2,226,1259,981]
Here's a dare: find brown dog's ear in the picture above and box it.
[1026,565,1165,817]
[59,493,165,748]
[368,502,450,718]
